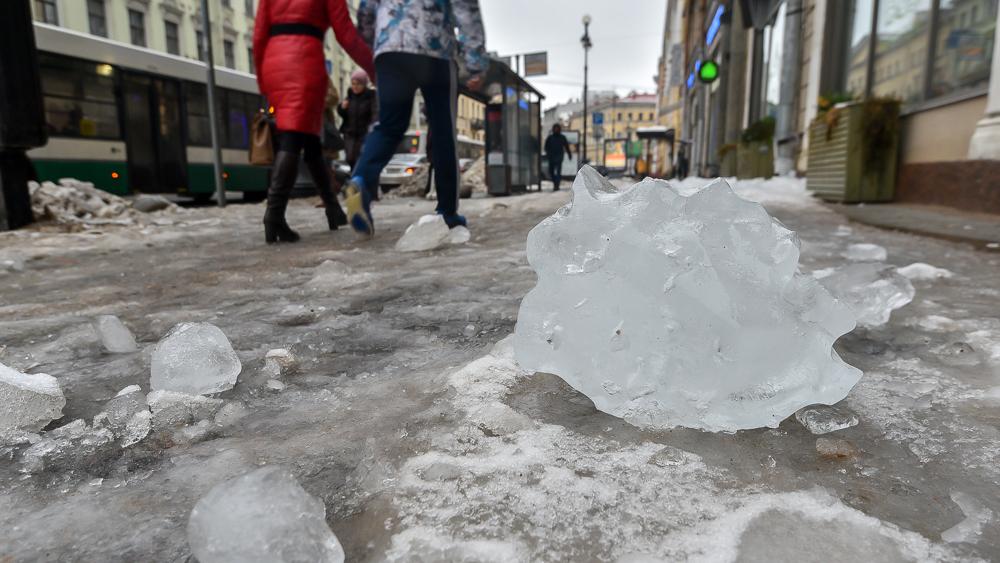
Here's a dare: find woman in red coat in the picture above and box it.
[253,0,375,243]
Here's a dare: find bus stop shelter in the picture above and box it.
[635,126,675,179]
[461,59,545,195]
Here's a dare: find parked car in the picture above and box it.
[380,154,428,189]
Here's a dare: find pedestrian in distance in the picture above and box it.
[253,0,376,244]
[337,69,376,169]
[343,0,488,237]
[544,123,573,191]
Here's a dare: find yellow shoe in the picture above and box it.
[344,182,374,237]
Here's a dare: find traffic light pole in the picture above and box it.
[201,0,227,207]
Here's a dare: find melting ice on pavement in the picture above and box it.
[150,323,241,395]
[513,169,862,432]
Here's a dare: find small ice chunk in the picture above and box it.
[842,243,887,262]
[818,263,914,327]
[147,390,224,430]
[132,194,172,213]
[0,362,66,432]
[448,226,472,245]
[276,304,319,326]
[941,491,994,543]
[265,379,286,392]
[172,419,214,445]
[92,315,139,353]
[121,409,152,447]
[150,323,241,395]
[395,214,451,252]
[214,402,250,427]
[897,262,953,281]
[470,403,535,436]
[815,437,860,460]
[794,404,859,435]
[514,170,861,432]
[187,466,345,563]
[1,256,25,273]
[463,324,477,337]
[96,386,147,438]
[262,349,298,378]
[21,420,115,473]
[833,225,853,237]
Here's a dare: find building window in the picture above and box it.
[128,9,146,47]
[245,0,254,14]
[35,0,58,24]
[196,31,206,62]
[247,47,255,73]
[222,0,231,7]
[38,53,120,139]
[840,0,997,104]
[224,40,235,68]
[165,21,180,56]
[87,0,107,37]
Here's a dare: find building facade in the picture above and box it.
[662,0,999,212]
[567,93,658,165]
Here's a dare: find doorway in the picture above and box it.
[121,73,187,194]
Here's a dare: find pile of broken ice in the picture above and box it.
[396,214,471,252]
[514,168,863,432]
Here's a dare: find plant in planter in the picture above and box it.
[807,96,901,203]
[737,116,775,179]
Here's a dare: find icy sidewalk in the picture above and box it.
[0,177,998,560]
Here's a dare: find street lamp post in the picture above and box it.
[581,14,592,170]
[201,0,226,207]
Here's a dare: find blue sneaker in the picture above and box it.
[439,213,467,229]
[344,178,374,237]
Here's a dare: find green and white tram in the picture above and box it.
[29,23,268,200]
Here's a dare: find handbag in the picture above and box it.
[249,110,275,166]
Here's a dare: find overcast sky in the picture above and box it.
[479,0,667,109]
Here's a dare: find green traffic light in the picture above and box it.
[698,60,719,83]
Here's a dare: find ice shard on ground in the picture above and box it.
[187,466,345,563]
[513,168,862,432]
[817,263,914,327]
[0,363,66,433]
[150,323,241,395]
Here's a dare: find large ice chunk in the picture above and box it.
[0,362,66,432]
[817,263,914,327]
[92,315,139,353]
[150,323,241,395]
[513,169,861,432]
[396,214,451,252]
[187,466,345,563]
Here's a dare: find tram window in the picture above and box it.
[38,53,119,139]
[184,82,212,146]
[225,89,250,149]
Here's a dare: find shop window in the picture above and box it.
[931,0,997,98]
[872,0,931,103]
[844,0,875,96]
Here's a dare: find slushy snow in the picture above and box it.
[818,263,915,327]
[843,243,888,262]
[396,214,451,252]
[91,315,139,353]
[187,466,345,563]
[897,262,954,281]
[514,169,862,431]
[150,323,241,395]
[0,362,66,432]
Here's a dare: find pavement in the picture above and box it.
[829,202,1000,249]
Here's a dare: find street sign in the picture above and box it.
[593,112,604,125]
[523,51,548,76]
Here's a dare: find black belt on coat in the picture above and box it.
[269,23,324,39]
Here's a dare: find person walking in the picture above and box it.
[342,0,487,237]
[544,123,572,191]
[253,0,375,244]
[337,69,376,169]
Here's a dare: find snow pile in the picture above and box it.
[461,156,487,197]
[514,169,861,431]
[817,263,915,327]
[843,243,888,262]
[396,214,469,252]
[150,323,241,395]
[388,165,431,198]
[187,466,345,563]
[91,315,139,353]
[29,178,182,229]
[0,362,66,433]
[898,262,954,281]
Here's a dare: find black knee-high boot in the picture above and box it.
[263,151,301,243]
[305,157,347,230]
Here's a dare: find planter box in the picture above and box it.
[807,102,898,203]
[736,141,774,179]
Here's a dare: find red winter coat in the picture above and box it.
[253,0,375,134]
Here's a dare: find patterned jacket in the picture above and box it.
[357,0,488,76]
